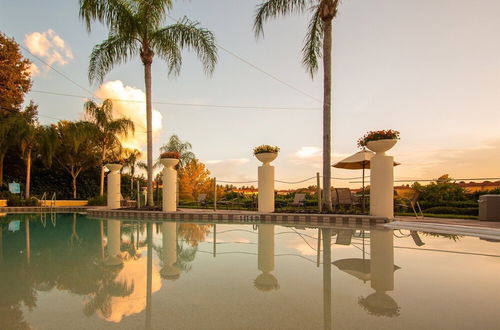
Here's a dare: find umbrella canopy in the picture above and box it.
[332,150,400,169]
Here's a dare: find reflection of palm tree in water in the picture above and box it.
[83,263,135,319]
[69,213,82,247]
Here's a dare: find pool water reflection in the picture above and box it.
[0,213,499,329]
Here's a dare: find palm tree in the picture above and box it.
[123,148,142,192]
[158,134,195,168]
[84,99,135,196]
[18,102,39,199]
[51,121,100,199]
[254,0,340,212]
[79,0,218,206]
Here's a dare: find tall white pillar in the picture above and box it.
[161,222,180,280]
[106,219,122,266]
[256,153,277,213]
[105,164,122,209]
[367,140,397,219]
[161,158,179,212]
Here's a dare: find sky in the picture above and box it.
[1,0,499,189]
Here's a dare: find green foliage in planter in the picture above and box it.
[160,151,180,159]
[253,145,280,155]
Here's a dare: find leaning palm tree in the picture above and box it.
[254,0,340,212]
[80,0,218,206]
[84,99,135,196]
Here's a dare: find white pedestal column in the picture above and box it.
[106,219,122,266]
[370,154,394,218]
[256,153,277,213]
[367,140,397,219]
[105,164,122,209]
[161,158,179,212]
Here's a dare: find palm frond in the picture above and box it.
[254,0,309,38]
[302,5,323,78]
[137,0,173,29]
[79,0,137,34]
[153,17,218,76]
[88,34,139,84]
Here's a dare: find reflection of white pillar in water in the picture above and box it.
[161,158,179,212]
[368,140,397,219]
[106,164,122,209]
[361,229,399,316]
[161,222,180,280]
[255,224,278,291]
[256,153,277,213]
[106,219,122,266]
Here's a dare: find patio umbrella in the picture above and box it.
[332,150,400,213]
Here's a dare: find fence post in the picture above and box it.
[213,177,217,211]
[316,172,322,213]
[137,181,140,208]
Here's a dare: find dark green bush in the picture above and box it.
[6,195,38,206]
[423,206,478,216]
[419,200,478,209]
[88,195,107,206]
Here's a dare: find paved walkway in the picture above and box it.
[397,216,500,229]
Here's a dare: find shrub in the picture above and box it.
[423,206,478,216]
[253,145,280,155]
[88,195,107,206]
[6,195,38,206]
[160,151,180,159]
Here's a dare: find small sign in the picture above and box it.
[8,220,20,232]
[8,182,20,194]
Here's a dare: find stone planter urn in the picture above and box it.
[255,152,278,165]
[366,139,398,154]
[161,158,179,212]
[105,164,122,209]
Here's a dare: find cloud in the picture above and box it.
[27,63,40,77]
[93,80,163,152]
[24,30,74,69]
[202,158,254,184]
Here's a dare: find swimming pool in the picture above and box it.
[1,213,499,329]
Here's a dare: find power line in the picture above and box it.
[166,14,322,104]
[19,44,95,97]
[30,90,320,111]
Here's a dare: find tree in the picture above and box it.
[254,0,340,212]
[123,148,142,191]
[159,134,195,168]
[51,121,100,199]
[178,159,212,201]
[79,0,218,206]
[0,32,32,117]
[84,99,135,196]
[18,101,39,198]
[0,114,25,187]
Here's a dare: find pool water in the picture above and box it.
[0,213,499,330]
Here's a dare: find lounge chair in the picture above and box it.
[336,188,355,208]
[397,191,423,218]
[410,231,425,246]
[197,194,207,207]
[289,193,306,207]
[335,229,353,245]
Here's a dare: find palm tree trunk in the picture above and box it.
[322,17,333,212]
[72,174,77,199]
[26,148,32,199]
[144,61,154,207]
[0,153,5,188]
[100,165,105,196]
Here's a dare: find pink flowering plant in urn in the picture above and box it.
[358,130,400,153]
